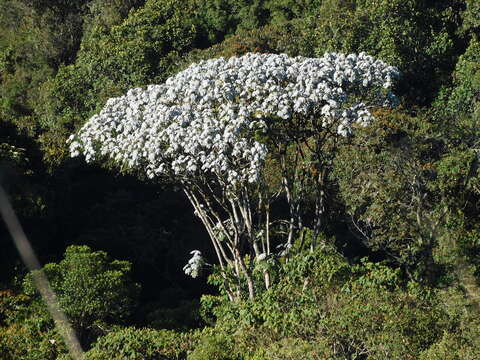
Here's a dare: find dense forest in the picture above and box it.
[0,0,479,358]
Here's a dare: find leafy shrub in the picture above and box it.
[193,246,448,359]
[198,245,448,360]
[188,329,239,360]
[0,320,68,360]
[250,338,333,360]
[23,245,140,342]
[85,327,194,360]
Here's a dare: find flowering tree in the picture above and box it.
[69,52,399,299]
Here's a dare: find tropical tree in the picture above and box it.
[68,52,399,299]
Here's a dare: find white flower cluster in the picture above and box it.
[183,250,205,278]
[68,52,399,184]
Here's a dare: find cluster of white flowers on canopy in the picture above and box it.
[183,250,205,278]
[68,52,399,185]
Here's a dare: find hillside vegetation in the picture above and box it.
[0,0,479,359]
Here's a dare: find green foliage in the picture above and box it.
[0,120,47,227]
[0,290,70,360]
[434,213,480,309]
[0,290,30,327]
[82,0,145,35]
[0,323,69,360]
[333,111,442,280]
[0,0,480,357]
[37,0,201,164]
[185,22,314,66]
[333,106,479,283]
[0,46,15,74]
[194,247,448,359]
[23,245,140,339]
[0,0,55,128]
[85,327,193,360]
[79,0,197,86]
[194,0,269,44]
[439,38,480,116]
[188,328,239,360]
[250,338,333,360]
[461,0,480,36]
[264,0,323,24]
[420,312,480,360]
[304,0,462,105]
[0,246,142,356]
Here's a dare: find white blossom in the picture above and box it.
[256,253,267,261]
[68,52,399,186]
[183,250,205,278]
